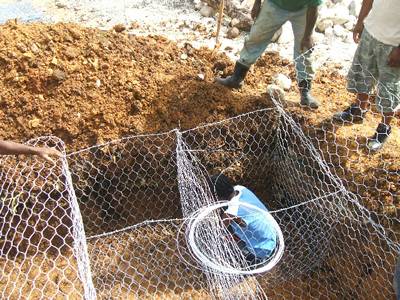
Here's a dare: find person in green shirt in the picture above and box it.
[216,0,322,109]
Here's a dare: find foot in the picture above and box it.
[367,123,391,152]
[215,61,249,89]
[298,80,319,109]
[333,104,366,123]
[215,76,244,89]
[300,92,320,109]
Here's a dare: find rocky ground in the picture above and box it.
[0,21,398,207]
[1,0,360,72]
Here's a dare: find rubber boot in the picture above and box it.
[367,123,392,152]
[215,62,250,89]
[299,80,320,109]
[333,103,367,123]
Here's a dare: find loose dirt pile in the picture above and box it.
[0,21,266,149]
[0,21,398,208]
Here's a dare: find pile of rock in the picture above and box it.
[196,0,254,32]
[316,0,361,43]
[196,0,361,44]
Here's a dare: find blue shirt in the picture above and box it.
[226,186,277,259]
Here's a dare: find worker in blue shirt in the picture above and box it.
[209,174,278,267]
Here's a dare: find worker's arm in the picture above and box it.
[222,212,246,227]
[251,0,262,20]
[221,212,246,242]
[388,45,400,68]
[0,140,62,162]
[301,6,319,52]
[353,0,374,43]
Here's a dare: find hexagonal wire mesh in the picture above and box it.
[0,137,95,299]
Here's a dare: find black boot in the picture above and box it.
[367,123,392,152]
[216,62,250,89]
[333,103,367,123]
[299,80,320,109]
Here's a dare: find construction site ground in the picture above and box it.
[0,21,398,206]
[0,21,399,299]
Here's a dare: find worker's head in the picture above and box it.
[209,174,235,201]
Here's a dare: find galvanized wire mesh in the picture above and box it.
[0,98,398,299]
[0,4,399,297]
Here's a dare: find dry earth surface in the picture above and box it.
[0,21,399,299]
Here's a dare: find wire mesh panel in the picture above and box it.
[0,36,399,298]
[67,132,180,237]
[0,137,95,299]
[0,105,398,299]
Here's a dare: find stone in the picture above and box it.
[226,27,240,39]
[52,69,67,81]
[30,43,40,54]
[230,18,240,27]
[348,0,361,17]
[235,16,253,31]
[194,1,205,10]
[273,74,292,91]
[313,32,325,44]
[343,32,354,43]
[331,5,352,25]
[16,43,27,53]
[64,47,79,59]
[344,16,357,30]
[68,28,82,40]
[55,0,67,8]
[266,84,286,102]
[333,24,346,37]
[199,6,215,18]
[325,26,335,40]
[317,19,333,33]
[332,15,352,26]
[28,118,41,128]
[271,27,283,43]
[130,22,140,29]
[180,53,188,60]
[113,24,126,33]
[197,73,205,80]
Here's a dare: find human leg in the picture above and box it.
[290,9,319,108]
[334,30,378,123]
[216,2,288,88]
[367,41,400,151]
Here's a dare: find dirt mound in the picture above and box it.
[0,21,398,211]
[0,21,272,149]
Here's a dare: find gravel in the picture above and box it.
[1,0,361,73]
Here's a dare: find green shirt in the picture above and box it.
[269,0,322,11]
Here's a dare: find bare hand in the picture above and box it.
[34,147,63,163]
[388,47,400,68]
[301,36,315,53]
[251,0,261,20]
[353,22,364,43]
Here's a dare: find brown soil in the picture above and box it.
[0,21,399,299]
[1,21,397,209]
[0,20,266,149]
[0,250,83,299]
